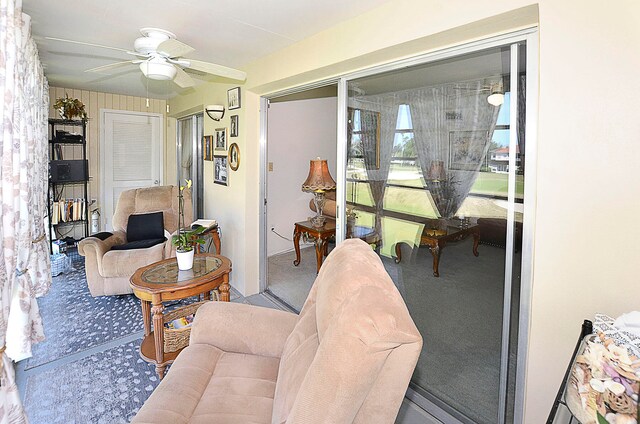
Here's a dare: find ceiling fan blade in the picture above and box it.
[45,37,130,54]
[184,59,246,81]
[173,66,196,88]
[85,61,135,73]
[157,39,194,58]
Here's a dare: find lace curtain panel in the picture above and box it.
[0,0,50,422]
[349,78,501,220]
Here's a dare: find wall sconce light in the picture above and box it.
[205,104,225,121]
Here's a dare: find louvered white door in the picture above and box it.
[101,111,163,230]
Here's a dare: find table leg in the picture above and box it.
[293,227,302,266]
[212,230,221,255]
[430,243,442,277]
[203,290,211,301]
[394,242,403,264]
[472,231,480,257]
[219,273,230,302]
[141,300,151,337]
[314,238,326,273]
[151,297,166,379]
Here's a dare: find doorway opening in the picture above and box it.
[264,85,338,310]
[176,113,204,219]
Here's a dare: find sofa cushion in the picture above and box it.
[271,303,319,424]
[131,344,279,424]
[101,242,165,278]
[110,238,166,251]
[127,211,165,242]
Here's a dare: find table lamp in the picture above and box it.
[302,158,336,227]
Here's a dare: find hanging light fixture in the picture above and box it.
[487,81,505,106]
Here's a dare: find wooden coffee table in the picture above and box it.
[394,221,480,277]
[130,253,232,379]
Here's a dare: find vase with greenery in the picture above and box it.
[53,93,88,121]
[172,180,205,270]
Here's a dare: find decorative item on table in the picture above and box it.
[53,93,88,121]
[172,179,206,270]
[302,158,336,228]
[565,313,640,424]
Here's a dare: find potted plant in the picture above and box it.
[53,93,88,121]
[172,180,205,270]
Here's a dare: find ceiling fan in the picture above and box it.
[453,80,505,106]
[45,28,246,88]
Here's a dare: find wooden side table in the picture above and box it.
[293,219,336,273]
[195,225,221,255]
[394,222,479,277]
[130,254,232,379]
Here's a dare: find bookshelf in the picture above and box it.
[47,118,89,253]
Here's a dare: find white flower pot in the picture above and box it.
[176,249,194,270]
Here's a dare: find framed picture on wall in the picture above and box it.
[228,143,240,171]
[214,127,227,153]
[230,115,239,137]
[227,87,241,110]
[448,130,489,171]
[203,135,213,161]
[214,155,228,186]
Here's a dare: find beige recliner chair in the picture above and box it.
[132,238,422,424]
[78,186,192,297]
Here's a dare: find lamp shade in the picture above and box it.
[302,159,336,192]
[487,91,504,106]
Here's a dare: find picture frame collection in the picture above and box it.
[203,87,242,186]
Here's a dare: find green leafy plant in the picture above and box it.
[53,93,88,121]
[171,180,206,252]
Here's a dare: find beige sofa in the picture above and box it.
[132,238,422,424]
[78,186,192,297]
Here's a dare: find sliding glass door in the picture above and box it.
[342,42,529,423]
[177,113,204,218]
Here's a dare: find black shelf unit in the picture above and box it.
[47,118,89,253]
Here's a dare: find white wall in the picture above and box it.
[169,2,640,422]
[267,97,337,256]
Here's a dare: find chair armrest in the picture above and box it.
[78,231,126,274]
[190,302,298,358]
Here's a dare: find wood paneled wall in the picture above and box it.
[48,87,171,237]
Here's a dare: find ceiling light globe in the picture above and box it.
[487,92,505,106]
[139,59,177,81]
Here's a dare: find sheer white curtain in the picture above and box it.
[0,0,50,421]
[410,80,501,218]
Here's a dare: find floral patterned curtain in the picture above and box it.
[0,0,50,422]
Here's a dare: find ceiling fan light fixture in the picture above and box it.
[139,59,177,81]
[487,91,505,106]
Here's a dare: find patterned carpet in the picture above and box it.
[19,253,247,424]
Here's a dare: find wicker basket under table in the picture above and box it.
[163,301,207,353]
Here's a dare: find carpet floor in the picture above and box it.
[267,238,520,424]
[18,254,251,424]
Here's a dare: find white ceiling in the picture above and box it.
[23,0,391,99]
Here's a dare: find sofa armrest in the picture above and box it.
[78,231,126,274]
[190,302,298,358]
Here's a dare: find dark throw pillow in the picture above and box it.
[127,211,165,242]
[111,238,167,251]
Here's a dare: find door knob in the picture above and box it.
[154,180,159,185]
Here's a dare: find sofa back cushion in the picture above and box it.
[112,185,192,234]
[271,239,422,424]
